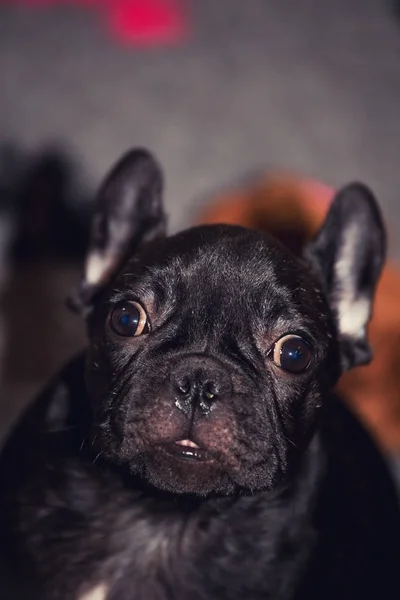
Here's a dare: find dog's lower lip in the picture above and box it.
[161,442,212,462]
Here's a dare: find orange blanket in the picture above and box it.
[196,174,400,452]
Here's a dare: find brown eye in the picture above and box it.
[110,302,149,337]
[271,334,312,373]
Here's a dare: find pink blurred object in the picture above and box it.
[108,0,188,46]
[0,0,189,46]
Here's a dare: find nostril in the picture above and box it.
[203,381,218,401]
[176,378,191,396]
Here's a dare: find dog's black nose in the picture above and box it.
[170,356,231,416]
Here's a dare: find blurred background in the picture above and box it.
[1,0,400,461]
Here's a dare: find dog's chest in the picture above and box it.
[100,527,180,600]
[76,504,207,600]
[71,490,315,600]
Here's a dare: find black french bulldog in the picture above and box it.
[0,149,399,600]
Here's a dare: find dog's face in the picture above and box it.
[85,226,336,496]
[71,150,386,497]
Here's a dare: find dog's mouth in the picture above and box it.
[161,439,214,462]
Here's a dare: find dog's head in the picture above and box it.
[70,149,386,497]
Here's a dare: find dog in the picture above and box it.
[0,148,399,600]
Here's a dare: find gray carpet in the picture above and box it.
[0,0,400,249]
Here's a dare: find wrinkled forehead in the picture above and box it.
[109,225,327,328]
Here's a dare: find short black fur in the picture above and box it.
[0,149,398,600]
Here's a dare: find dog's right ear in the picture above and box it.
[69,148,166,316]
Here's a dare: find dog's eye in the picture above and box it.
[271,334,311,373]
[109,302,149,337]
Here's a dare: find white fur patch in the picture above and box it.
[334,223,370,338]
[79,583,108,600]
[334,223,359,285]
[336,297,370,338]
[85,252,114,285]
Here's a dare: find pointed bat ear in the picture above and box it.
[69,148,166,316]
[304,182,386,372]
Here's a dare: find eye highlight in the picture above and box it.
[109,301,149,337]
[271,334,312,373]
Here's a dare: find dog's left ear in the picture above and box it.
[305,182,386,371]
[69,148,166,315]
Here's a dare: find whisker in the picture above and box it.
[93,452,103,465]
[79,435,88,455]
[283,434,298,449]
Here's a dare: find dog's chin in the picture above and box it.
[121,441,286,497]
[137,444,233,496]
